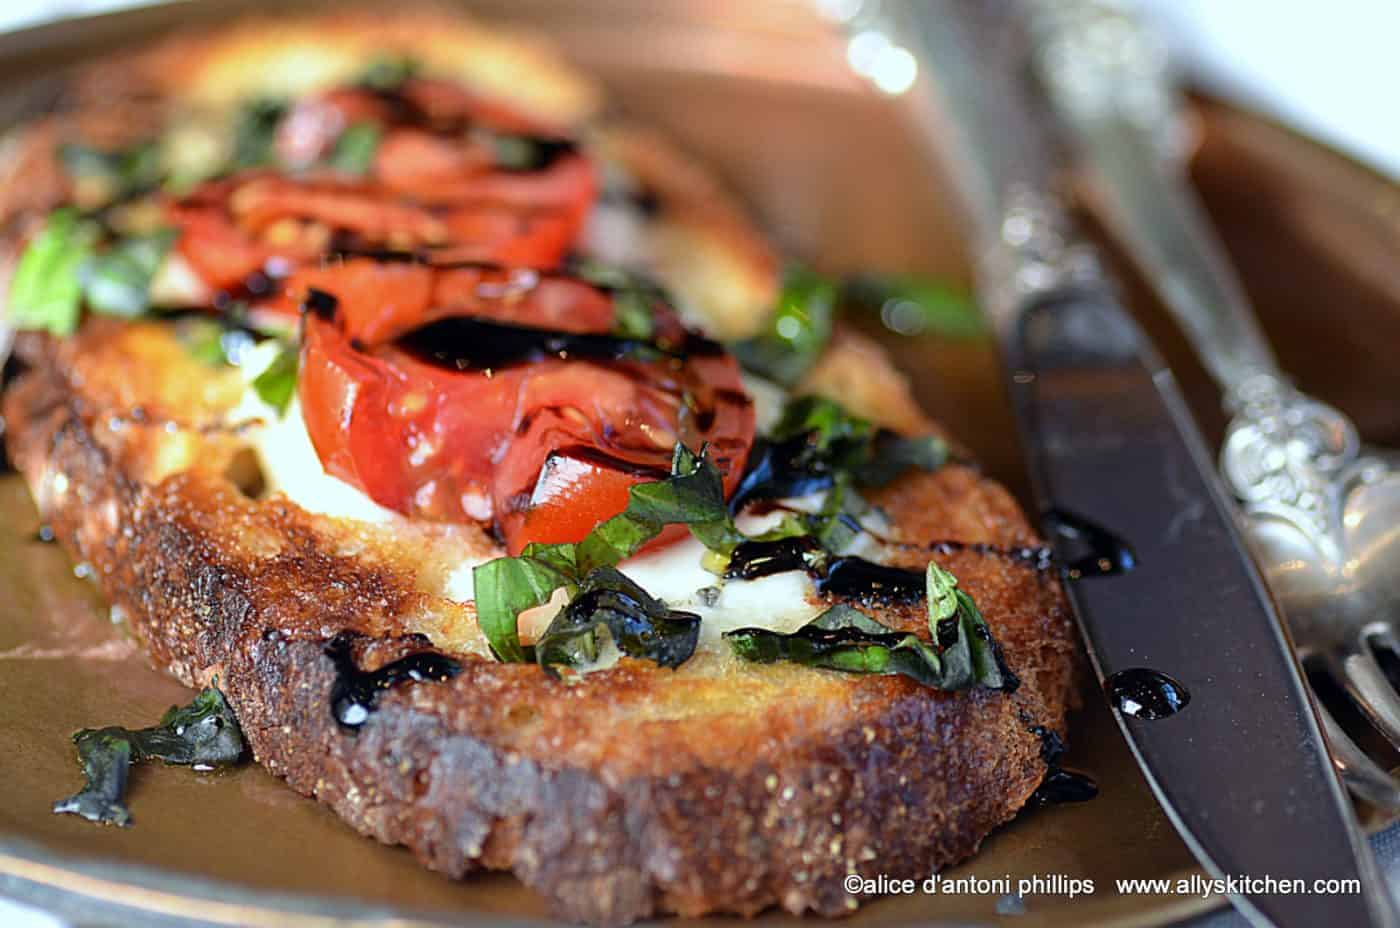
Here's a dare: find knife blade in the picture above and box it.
[876,3,1396,926]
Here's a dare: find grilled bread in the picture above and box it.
[1,12,1078,925]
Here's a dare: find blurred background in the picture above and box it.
[1,0,1397,181]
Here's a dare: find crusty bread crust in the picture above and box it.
[6,322,1076,924]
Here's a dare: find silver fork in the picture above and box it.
[1029,0,1400,809]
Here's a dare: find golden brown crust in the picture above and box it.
[5,323,1077,925]
[83,10,601,131]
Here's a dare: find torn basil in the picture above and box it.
[80,227,178,318]
[724,563,1017,692]
[58,140,163,209]
[53,685,245,826]
[230,98,288,170]
[327,122,382,175]
[568,257,665,341]
[534,568,700,676]
[473,444,737,667]
[7,208,98,336]
[728,395,947,542]
[251,342,299,415]
[358,55,419,91]
[842,273,983,340]
[731,265,837,387]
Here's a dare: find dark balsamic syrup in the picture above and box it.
[325,632,461,731]
[1028,769,1101,807]
[724,537,927,605]
[1042,509,1137,578]
[396,316,666,372]
[1025,724,1099,809]
[725,537,821,581]
[1105,668,1190,721]
[926,539,1055,573]
[32,524,55,544]
[816,557,926,604]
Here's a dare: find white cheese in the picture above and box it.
[236,381,891,654]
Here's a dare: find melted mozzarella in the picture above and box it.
[238,376,861,653]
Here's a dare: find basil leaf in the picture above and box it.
[730,395,945,517]
[58,140,162,208]
[231,98,287,170]
[473,555,574,663]
[7,208,98,336]
[853,432,948,488]
[925,560,959,624]
[771,393,873,447]
[53,685,245,826]
[251,342,299,415]
[843,273,983,340]
[731,266,837,387]
[577,444,740,573]
[568,258,660,340]
[358,55,419,91]
[725,564,1016,693]
[182,319,230,366]
[475,444,739,664]
[726,604,944,685]
[327,122,382,175]
[80,228,177,318]
[534,567,700,675]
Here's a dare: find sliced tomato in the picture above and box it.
[298,292,755,554]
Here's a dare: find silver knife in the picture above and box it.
[868,2,1397,926]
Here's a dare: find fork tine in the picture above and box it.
[1313,693,1400,810]
[1336,646,1400,749]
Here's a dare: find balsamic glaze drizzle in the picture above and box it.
[1105,668,1191,721]
[724,537,821,581]
[724,537,926,605]
[325,632,461,731]
[397,316,668,371]
[816,556,927,604]
[724,532,1056,589]
[1025,724,1099,809]
[1042,509,1137,578]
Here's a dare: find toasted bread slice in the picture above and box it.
[5,320,1076,924]
[0,11,1079,926]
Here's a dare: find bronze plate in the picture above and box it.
[1,1,1397,925]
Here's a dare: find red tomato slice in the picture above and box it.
[298,292,755,554]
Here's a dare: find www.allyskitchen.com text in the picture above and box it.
[843,872,1362,900]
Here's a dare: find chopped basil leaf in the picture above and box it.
[489,133,543,171]
[842,273,983,339]
[731,266,837,386]
[80,227,177,318]
[724,563,1016,692]
[358,55,419,91]
[251,342,299,415]
[568,257,660,340]
[58,140,163,209]
[7,208,98,336]
[473,554,574,663]
[730,395,946,519]
[534,567,700,675]
[53,685,245,827]
[181,320,231,366]
[577,444,741,573]
[852,432,948,488]
[231,98,288,170]
[327,122,382,175]
[473,444,739,665]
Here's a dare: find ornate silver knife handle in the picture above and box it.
[1028,0,1368,562]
